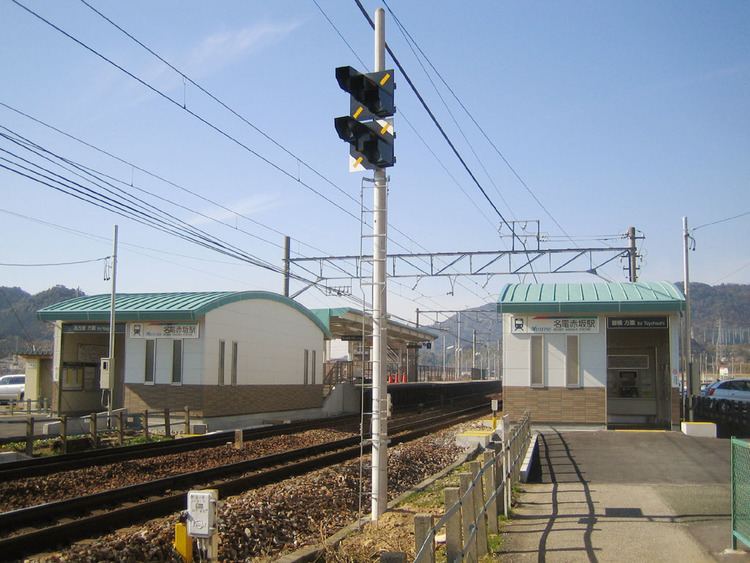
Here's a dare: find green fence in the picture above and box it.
[732,437,750,550]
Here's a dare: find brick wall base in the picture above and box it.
[504,386,605,424]
[124,383,324,417]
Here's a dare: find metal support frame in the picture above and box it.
[288,245,632,281]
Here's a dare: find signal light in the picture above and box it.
[335,66,395,119]
[334,117,394,169]
[334,65,395,171]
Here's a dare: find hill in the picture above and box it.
[0,285,82,357]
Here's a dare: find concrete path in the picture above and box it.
[501,430,749,562]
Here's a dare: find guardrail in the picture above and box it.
[413,412,532,562]
[0,398,52,416]
[0,406,194,455]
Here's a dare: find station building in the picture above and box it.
[38,291,329,426]
[498,281,685,429]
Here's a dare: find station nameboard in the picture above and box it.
[607,317,668,329]
[129,322,200,339]
[512,316,599,334]
[62,323,125,333]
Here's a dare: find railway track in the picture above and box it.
[0,404,486,561]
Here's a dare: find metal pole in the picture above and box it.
[456,312,461,376]
[682,217,694,420]
[283,235,291,297]
[107,224,118,417]
[371,6,388,521]
[628,226,638,282]
[472,329,477,370]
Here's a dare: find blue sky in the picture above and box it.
[0,0,748,323]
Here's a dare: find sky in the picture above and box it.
[0,0,748,326]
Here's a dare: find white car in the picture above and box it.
[0,374,25,403]
[705,378,750,410]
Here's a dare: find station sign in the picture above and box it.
[607,317,668,329]
[63,323,125,333]
[511,316,599,334]
[129,322,200,339]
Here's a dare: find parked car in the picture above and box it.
[0,374,25,403]
[705,378,750,411]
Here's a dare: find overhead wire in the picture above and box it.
[9,0,490,310]
[74,0,494,304]
[350,0,539,283]
[380,0,577,247]
[0,257,108,267]
[692,211,750,232]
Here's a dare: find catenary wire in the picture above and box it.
[70,1,494,302]
[381,0,577,246]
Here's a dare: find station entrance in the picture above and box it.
[606,317,672,428]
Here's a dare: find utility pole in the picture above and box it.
[283,235,291,297]
[107,224,118,417]
[370,7,388,521]
[472,329,477,370]
[456,312,462,377]
[628,226,638,282]
[682,217,694,420]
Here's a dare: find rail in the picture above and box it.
[413,412,532,562]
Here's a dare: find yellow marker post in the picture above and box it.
[174,522,193,563]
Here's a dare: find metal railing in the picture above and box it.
[413,412,532,562]
[0,398,53,416]
[732,437,750,550]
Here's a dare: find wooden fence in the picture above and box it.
[412,412,532,562]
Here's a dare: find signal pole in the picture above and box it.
[371,6,388,521]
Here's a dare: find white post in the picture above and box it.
[682,217,693,420]
[107,224,118,417]
[371,6,388,521]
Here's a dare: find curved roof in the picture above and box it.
[498,281,685,313]
[38,291,330,336]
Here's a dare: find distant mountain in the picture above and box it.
[0,285,82,357]
[419,282,750,366]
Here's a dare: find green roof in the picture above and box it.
[310,307,437,340]
[38,291,330,336]
[498,281,685,313]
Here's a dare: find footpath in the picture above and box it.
[500,429,750,562]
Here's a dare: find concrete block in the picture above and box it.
[190,423,208,435]
[681,421,717,438]
[455,430,498,450]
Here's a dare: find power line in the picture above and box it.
[10,1,492,308]
[11,0,362,224]
[351,0,539,282]
[74,0,493,304]
[0,257,108,267]
[381,0,576,246]
[693,210,750,232]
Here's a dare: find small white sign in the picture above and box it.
[512,316,599,334]
[129,322,199,339]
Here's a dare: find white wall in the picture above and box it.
[503,314,606,388]
[203,299,324,385]
[124,320,204,386]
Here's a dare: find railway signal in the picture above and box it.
[334,65,395,171]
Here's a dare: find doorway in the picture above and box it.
[606,324,671,428]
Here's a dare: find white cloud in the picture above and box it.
[188,193,282,227]
[185,21,302,77]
